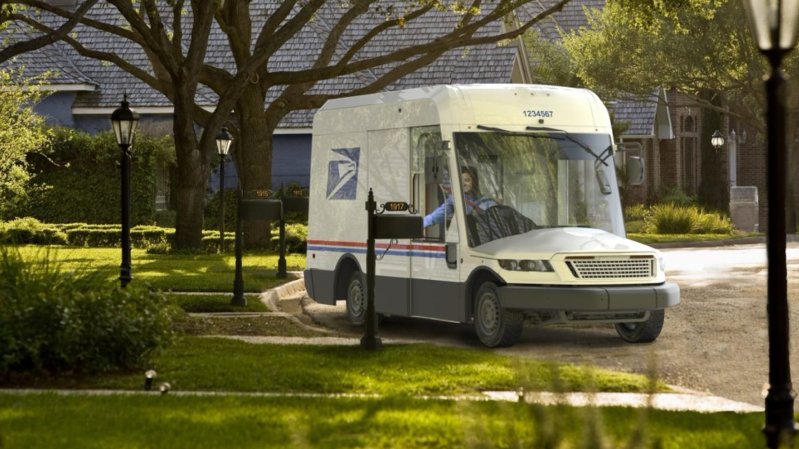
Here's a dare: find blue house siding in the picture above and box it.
[272,134,311,188]
[209,132,312,193]
[36,92,78,127]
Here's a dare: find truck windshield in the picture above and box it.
[454,131,621,247]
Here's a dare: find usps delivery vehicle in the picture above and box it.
[303,84,679,347]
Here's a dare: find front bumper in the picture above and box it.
[498,282,680,311]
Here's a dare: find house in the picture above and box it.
[4,0,689,216]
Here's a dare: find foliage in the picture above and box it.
[0,216,67,244]
[643,203,733,234]
[523,28,582,87]
[0,69,51,218]
[561,0,767,132]
[203,188,238,231]
[0,246,177,374]
[271,222,308,254]
[15,127,175,225]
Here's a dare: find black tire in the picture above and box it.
[615,309,665,343]
[473,281,523,348]
[346,271,366,326]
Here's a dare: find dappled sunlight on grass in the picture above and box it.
[5,244,304,292]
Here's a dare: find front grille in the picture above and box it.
[565,256,655,279]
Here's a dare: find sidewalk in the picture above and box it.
[261,278,764,414]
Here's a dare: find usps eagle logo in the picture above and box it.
[326,148,360,200]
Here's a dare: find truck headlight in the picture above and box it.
[499,259,553,272]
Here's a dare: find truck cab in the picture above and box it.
[304,84,679,347]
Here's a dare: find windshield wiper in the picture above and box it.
[525,126,608,166]
[476,124,530,135]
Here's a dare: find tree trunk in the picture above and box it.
[234,87,274,248]
[172,95,210,250]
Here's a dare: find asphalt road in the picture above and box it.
[301,242,799,406]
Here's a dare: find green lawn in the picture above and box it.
[2,337,661,395]
[0,393,764,449]
[10,245,305,291]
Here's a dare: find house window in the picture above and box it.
[154,162,171,211]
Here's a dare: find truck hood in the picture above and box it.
[471,227,656,258]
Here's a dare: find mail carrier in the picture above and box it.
[303,84,680,347]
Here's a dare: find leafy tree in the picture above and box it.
[0,69,50,219]
[523,28,581,87]
[560,0,780,212]
[562,0,763,124]
[8,0,571,249]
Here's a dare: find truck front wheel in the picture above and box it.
[474,281,523,347]
[346,271,366,326]
[614,309,665,343]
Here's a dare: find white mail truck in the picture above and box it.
[303,84,680,347]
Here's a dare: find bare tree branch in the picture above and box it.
[0,0,97,63]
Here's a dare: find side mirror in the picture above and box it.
[627,156,645,186]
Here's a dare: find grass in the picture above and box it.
[1,337,661,395]
[0,393,764,449]
[9,245,305,291]
[168,293,269,313]
[628,232,761,245]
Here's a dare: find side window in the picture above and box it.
[411,127,447,241]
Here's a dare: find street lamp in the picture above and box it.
[742,0,799,447]
[215,127,233,252]
[110,94,139,288]
[711,129,725,151]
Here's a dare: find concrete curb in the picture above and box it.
[259,278,338,335]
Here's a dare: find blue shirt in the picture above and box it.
[423,193,496,228]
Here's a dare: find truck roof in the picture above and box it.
[314,84,612,133]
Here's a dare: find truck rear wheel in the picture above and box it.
[615,309,664,343]
[474,281,523,348]
[346,271,366,326]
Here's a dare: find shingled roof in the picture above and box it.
[4,1,518,128]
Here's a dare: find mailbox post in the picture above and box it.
[232,191,308,305]
[361,188,423,351]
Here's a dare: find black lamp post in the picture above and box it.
[110,95,139,288]
[742,1,799,447]
[711,130,725,152]
[215,127,233,252]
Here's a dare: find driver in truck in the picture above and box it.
[423,166,497,228]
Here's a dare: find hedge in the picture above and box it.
[14,127,174,225]
[0,218,307,253]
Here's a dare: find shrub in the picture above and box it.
[624,204,650,222]
[642,204,734,235]
[0,217,67,245]
[271,222,308,253]
[694,210,734,234]
[645,203,695,234]
[0,247,177,373]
